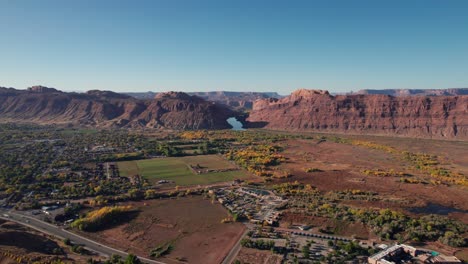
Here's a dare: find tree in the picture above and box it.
[144,189,156,199]
[302,245,310,259]
[439,231,467,247]
[71,245,85,254]
[127,189,143,200]
[232,213,239,222]
[124,254,142,264]
[108,254,122,263]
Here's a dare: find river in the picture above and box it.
[226,117,245,131]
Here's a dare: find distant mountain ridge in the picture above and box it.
[124,91,282,110]
[0,86,235,129]
[350,88,468,96]
[2,86,468,140]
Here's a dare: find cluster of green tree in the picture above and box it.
[143,142,183,157]
[277,182,467,247]
[301,244,310,258]
[324,189,378,201]
[0,123,62,142]
[0,141,57,186]
[323,241,374,263]
[100,152,144,162]
[140,139,224,157]
[0,126,154,205]
[62,238,87,255]
[84,188,206,208]
[54,203,82,222]
[240,238,275,250]
[71,244,86,254]
[439,231,467,247]
[57,178,136,200]
[331,205,465,246]
[85,254,142,264]
[179,129,298,143]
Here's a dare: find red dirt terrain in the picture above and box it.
[234,247,282,264]
[0,219,92,263]
[272,137,468,223]
[78,196,245,264]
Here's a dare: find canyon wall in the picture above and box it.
[0,87,235,130]
[247,89,468,140]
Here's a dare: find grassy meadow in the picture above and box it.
[118,154,249,186]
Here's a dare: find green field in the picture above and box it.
[118,155,249,186]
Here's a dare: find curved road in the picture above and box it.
[0,210,165,264]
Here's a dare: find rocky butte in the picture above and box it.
[247,89,468,140]
[0,87,235,130]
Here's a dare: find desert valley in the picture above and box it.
[1,1,468,263]
[0,86,467,264]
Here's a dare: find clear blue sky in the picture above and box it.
[1,0,467,94]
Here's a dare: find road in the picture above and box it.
[221,227,249,264]
[0,209,165,264]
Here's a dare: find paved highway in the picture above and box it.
[0,209,165,264]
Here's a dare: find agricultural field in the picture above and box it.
[78,196,246,264]
[118,154,250,186]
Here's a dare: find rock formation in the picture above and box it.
[0,86,235,130]
[351,88,468,96]
[125,91,282,110]
[247,89,468,140]
[188,91,282,110]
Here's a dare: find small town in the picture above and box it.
[213,186,463,264]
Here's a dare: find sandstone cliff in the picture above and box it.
[247,89,468,140]
[352,88,468,96]
[125,91,282,111]
[0,87,235,130]
[188,91,282,110]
